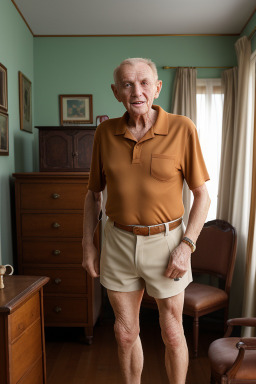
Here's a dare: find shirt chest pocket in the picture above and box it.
[151,154,177,182]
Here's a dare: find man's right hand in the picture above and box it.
[82,243,100,278]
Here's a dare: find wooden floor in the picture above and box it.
[45,302,223,384]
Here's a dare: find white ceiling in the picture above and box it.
[13,0,255,36]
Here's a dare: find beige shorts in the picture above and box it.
[100,219,193,299]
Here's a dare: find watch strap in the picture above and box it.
[182,237,196,253]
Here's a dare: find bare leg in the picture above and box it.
[156,291,188,384]
[107,289,144,384]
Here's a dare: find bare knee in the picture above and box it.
[160,315,184,350]
[114,320,140,350]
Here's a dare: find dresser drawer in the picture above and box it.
[9,293,40,342]
[21,213,83,237]
[44,297,88,324]
[20,183,87,210]
[23,267,88,294]
[22,240,82,264]
[17,358,43,384]
[10,319,42,384]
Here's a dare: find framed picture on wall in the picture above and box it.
[19,71,32,133]
[0,111,9,155]
[0,63,8,112]
[59,94,93,125]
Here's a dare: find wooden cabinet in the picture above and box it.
[0,275,49,384]
[35,126,96,172]
[13,173,101,343]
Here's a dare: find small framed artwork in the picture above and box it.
[0,63,8,112]
[0,111,9,155]
[19,71,32,133]
[59,94,93,125]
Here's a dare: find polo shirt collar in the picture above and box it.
[114,105,169,137]
[152,105,169,136]
[114,113,128,135]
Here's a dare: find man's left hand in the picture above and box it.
[164,242,191,279]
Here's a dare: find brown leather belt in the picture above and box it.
[114,218,182,236]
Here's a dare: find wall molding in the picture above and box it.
[11,0,34,36]
[33,33,239,38]
[240,7,256,35]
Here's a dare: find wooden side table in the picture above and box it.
[0,275,49,384]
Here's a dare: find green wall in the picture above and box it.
[0,0,34,265]
[34,35,237,126]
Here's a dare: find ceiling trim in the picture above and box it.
[11,0,34,36]
[163,66,232,69]
[11,0,255,38]
[240,7,256,34]
[249,27,256,40]
[33,33,239,38]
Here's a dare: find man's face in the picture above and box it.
[112,62,162,117]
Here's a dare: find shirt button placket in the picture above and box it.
[132,143,142,164]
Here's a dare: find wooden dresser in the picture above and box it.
[13,172,101,343]
[0,275,49,384]
[35,126,96,172]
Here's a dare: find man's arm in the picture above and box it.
[82,190,102,278]
[165,183,211,279]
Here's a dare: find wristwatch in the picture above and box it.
[182,237,196,253]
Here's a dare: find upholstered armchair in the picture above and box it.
[208,317,256,383]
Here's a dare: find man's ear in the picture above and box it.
[111,84,122,102]
[154,80,163,100]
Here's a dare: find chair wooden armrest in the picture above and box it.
[224,317,256,337]
[224,337,256,380]
[236,338,256,350]
[228,318,256,327]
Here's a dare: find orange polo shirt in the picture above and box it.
[88,105,209,226]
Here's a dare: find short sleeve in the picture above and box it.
[88,129,106,192]
[182,123,210,190]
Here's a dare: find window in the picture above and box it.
[196,79,224,221]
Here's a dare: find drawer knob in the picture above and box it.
[52,193,60,199]
[53,249,61,255]
[54,306,62,313]
[54,278,62,284]
[52,222,61,229]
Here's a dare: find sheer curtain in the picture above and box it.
[217,36,252,317]
[217,68,238,219]
[172,67,197,225]
[196,79,223,220]
[243,51,256,336]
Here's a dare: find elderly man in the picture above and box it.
[82,57,210,384]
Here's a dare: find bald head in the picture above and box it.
[113,58,158,86]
